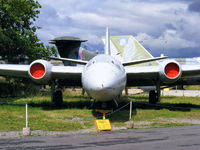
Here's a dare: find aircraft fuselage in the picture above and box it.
[82,54,126,101]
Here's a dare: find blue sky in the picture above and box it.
[35,0,200,58]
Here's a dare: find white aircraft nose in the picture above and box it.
[82,63,125,101]
[87,64,117,89]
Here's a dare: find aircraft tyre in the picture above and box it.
[51,90,63,106]
[149,90,159,104]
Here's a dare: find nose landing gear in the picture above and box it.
[91,99,119,110]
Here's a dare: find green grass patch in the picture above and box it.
[0,105,94,131]
[1,90,200,131]
[184,85,200,90]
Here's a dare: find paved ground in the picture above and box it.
[68,88,200,97]
[161,90,200,97]
[123,89,200,97]
[1,125,200,150]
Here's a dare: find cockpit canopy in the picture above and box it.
[86,54,124,71]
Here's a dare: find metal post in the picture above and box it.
[103,113,106,120]
[26,104,28,128]
[22,104,31,136]
[129,101,132,120]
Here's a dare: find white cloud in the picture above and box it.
[136,30,198,50]
[35,0,200,57]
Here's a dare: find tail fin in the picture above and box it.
[104,27,111,55]
[102,35,158,66]
[78,47,97,61]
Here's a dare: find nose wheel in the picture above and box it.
[91,100,118,110]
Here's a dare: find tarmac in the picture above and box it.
[161,90,200,97]
[125,89,200,97]
[1,125,200,150]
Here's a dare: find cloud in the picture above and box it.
[188,0,200,12]
[35,0,200,58]
[135,29,198,56]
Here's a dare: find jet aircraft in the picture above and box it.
[0,28,200,107]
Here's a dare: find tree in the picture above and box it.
[0,0,55,63]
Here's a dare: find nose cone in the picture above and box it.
[82,63,126,101]
[88,68,115,90]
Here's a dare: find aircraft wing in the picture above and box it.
[0,64,30,77]
[181,65,200,77]
[51,66,83,79]
[0,63,83,85]
[125,66,159,79]
[49,56,88,65]
[122,56,167,66]
[125,64,200,86]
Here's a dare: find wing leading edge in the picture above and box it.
[0,64,29,77]
[125,64,200,86]
[0,64,83,83]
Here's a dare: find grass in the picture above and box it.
[0,105,94,131]
[1,89,200,131]
[0,90,94,131]
[184,85,200,90]
[125,93,200,128]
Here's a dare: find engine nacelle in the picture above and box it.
[28,60,52,84]
[159,59,182,83]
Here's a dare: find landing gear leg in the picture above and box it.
[155,80,161,103]
[113,99,118,108]
[125,86,128,95]
[51,80,63,106]
[82,88,85,96]
[91,100,96,108]
[91,99,118,109]
[149,80,161,104]
[149,90,158,104]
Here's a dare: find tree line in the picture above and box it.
[0,0,55,97]
[0,0,55,63]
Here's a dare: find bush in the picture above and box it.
[0,77,40,97]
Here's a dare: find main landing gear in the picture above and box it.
[51,80,63,106]
[149,90,160,104]
[149,80,161,104]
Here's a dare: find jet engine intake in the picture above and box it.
[159,60,182,83]
[28,60,52,84]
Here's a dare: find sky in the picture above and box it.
[35,0,200,58]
